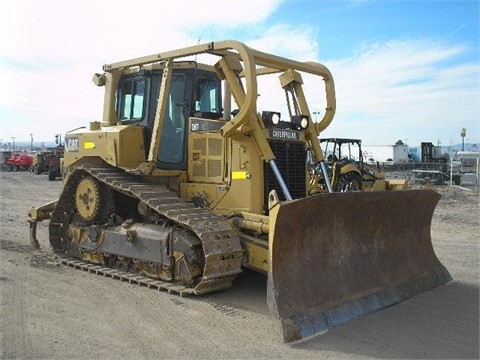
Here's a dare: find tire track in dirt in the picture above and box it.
[0,253,33,359]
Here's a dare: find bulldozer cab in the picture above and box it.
[113,63,223,170]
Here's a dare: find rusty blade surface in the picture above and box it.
[267,189,452,343]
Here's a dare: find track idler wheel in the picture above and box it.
[75,175,114,224]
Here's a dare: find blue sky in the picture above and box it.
[0,0,478,148]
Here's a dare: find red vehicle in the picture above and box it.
[6,153,34,171]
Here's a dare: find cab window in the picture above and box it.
[158,74,187,164]
[195,76,220,113]
[118,78,145,121]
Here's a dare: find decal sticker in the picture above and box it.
[269,129,299,140]
[65,137,79,152]
[232,171,249,179]
[84,142,96,150]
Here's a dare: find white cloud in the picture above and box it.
[0,0,284,141]
[0,0,281,61]
[320,40,479,145]
[0,0,478,148]
[247,25,319,61]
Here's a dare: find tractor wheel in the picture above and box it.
[336,172,362,192]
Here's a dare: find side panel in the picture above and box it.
[63,125,146,170]
[188,120,225,184]
[186,118,265,215]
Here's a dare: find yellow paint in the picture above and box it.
[84,142,96,149]
[232,171,248,180]
[241,239,269,274]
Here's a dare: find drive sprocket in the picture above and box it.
[74,174,114,224]
[75,176,101,222]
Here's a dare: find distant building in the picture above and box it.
[362,141,409,164]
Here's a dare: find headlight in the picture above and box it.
[272,113,280,125]
[291,115,309,130]
[300,117,308,129]
[261,111,281,128]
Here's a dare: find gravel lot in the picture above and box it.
[1,171,478,359]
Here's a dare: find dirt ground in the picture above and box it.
[1,171,478,359]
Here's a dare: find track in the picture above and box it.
[56,254,196,296]
[48,163,244,295]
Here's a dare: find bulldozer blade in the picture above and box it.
[267,189,451,343]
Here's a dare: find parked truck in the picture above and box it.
[6,153,33,172]
[33,145,64,180]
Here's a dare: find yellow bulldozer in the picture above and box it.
[28,40,451,343]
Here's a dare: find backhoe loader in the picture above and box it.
[28,40,451,343]
[308,138,408,193]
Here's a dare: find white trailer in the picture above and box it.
[361,144,409,164]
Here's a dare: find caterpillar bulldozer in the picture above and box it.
[28,40,451,343]
[308,138,408,193]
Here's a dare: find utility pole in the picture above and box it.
[461,128,466,151]
[30,134,33,153]
[11,137,16,152]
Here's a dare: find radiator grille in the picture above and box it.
[264,140,306,211]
